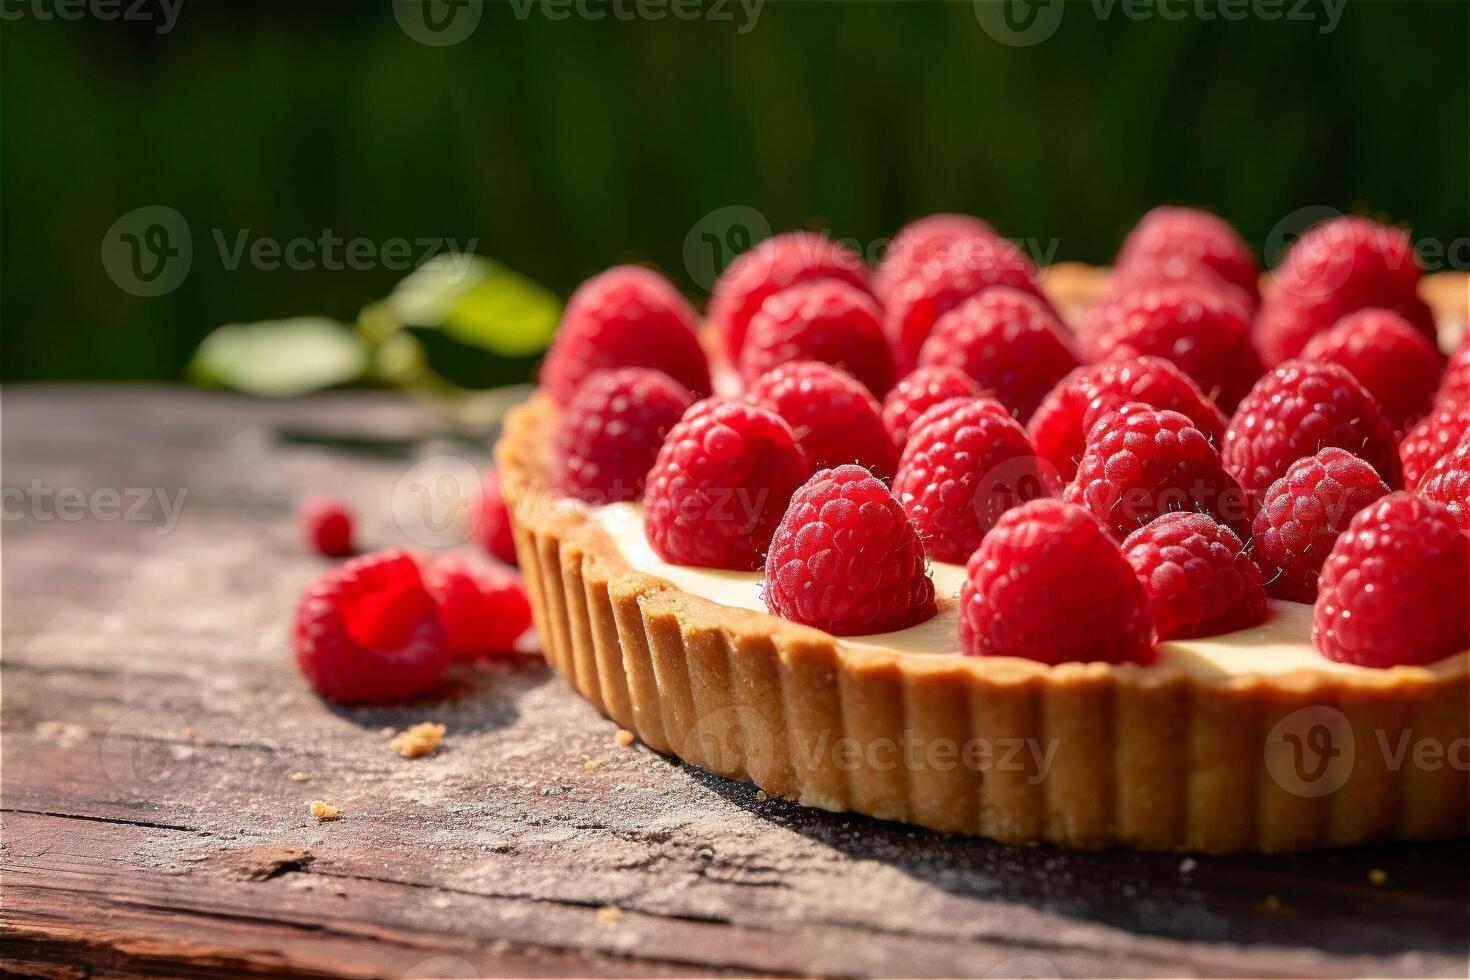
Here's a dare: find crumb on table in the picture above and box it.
[1369,868,1388,886]
[391,722,446,758]
[583,760,599,771]
[614,729,635,748]
[290,771,310,782]
[310,800,341,822]
[597,905,623,924]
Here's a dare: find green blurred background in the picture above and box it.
[4,0,1467,387]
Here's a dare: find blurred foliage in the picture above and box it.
[2,0,1467,385]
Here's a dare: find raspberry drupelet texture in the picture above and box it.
[959,499,1154,664]
[915,286,1079,423]
[763,465,937,636]
[710,232,869,363]
[1028,356,1228,484]
[1313,493,1469,667]
[891,397,1054,564]
[1222,360,1401,496]
[739,279,896,396]
[1400,402,1470,488]
[1299,308,1443,429]
[1436,341,1470,409]
[746,361,897,479]
[424,554,532,657]
[1250,448,1390,602]
[881,365,987,454]
[553,367,695,503]
[1114,206,1260,300]
[1064,404,1252,541]
[300,494,355,557]
[292,549,448,704]
[1416,431,1470,530]
[643,399,811,571]
[873,213,999,306]
[467,470,517,566]
[1122,512,1266,640]
[1098,262,1256,321]
[541,265,710,405]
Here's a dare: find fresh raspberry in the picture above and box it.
[746,361,896,479]
[1250,448,1390,602]
[1300,309,1443,429]
[915,286,1078,422]
[424,554,532,657]
[1256,288,1436,369]
[541,265,710,405]
[763,465,937,636]
[1099,261,1256,320]
[710,232,869,362]
[873,213,999,306]
[880,365,986,454]
[292,549,448,704]
[300,494,354,557]
[1115,206,1260,300]
[643,399,810,570]
[959,499,1154,664]
[1079,283,1262,410]
[738,280,896,396]
[1222,360,1401,495]
[891,397,1053,563]
[1028,356,1228,484]
[1313,493,1469,667]
[1064,404,1252,541]
[1400,402,1470,488]
[1121,512,1266,640]
[1435,340,1470,409]
[553,367,695,503]
[467,470,517,566]
[1416,431,1470,530]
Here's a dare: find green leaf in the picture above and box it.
[387,255,561,358]
[189,317,368,397]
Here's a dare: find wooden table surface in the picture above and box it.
[4,385,1467,979]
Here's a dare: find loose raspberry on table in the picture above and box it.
[553,367,695,503]
[915,286,1078,422]
[891,396,1054,563]
[292,549,448,704]
[1122,512,1266,640]
[643,399,811,570]
[1416,431,1470,530]
[764,465,937,636]
[1299,308,1443,429]
[424,554,532,658]
[1114,205,1260,300]
[881,365,986,454]
[541,265,710,405]
[300,494,355,557]
[1400,402,1470,488]
[1028,356,1228,484]
[1064,404,1252,541]
[1313,493,1469,667]
[738,279,896,396]
[959,499,1154,664]
[873,213,999,306]
[746,361,897,479]
[710,232,869,363]
[1435,340,1470,409]
[1250,448,1390,602]
[467,470,518,566]
[1222,360,1401,496]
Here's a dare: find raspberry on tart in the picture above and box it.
[1400,401,1470,489]
[959,498,1154,664]
[1250,448,1391,602]
[553,367,695,503]
[764,465,936,636]
[1435,340,1470,408]
[1416,431,1470,530]
[1114,205,1260,301]
[1122,512,1266,640]
[643,399,811,571]
[1313,493,1470,667]
[873,213,999,306]
[746,361,897,480]
[1299,308,1443,429]
[424,554,532,657]
[541,265,710,405]
[467,470,518,566]
[300,494,354,557]
[880,365,987,454]
[738,279,896,396]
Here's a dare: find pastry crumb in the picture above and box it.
[391,722,446,758]
[290,771,310,782]
[1262,894,1281,910]
[1178,857,1197,874]
[755,790,768,801]
[1368,868,1388,886]
[582,760,599,771]
[309,800,340,822]
[614,729,635,748]
[597,905,623,924]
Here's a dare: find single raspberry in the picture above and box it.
[738,280,896,396]
[1099,261,1256,320]
[746,361,896,479]
[424,554,532,657]
[915,286,1078,422]
[553,367,695,503]
[300,494,354,557]
[1115,206,1260,300]
[467,470,517,566]
[1435,340,1470,409]
[1255,287,1436,368]
[763,465,937,635]
[1028,356,1228,484]
[292,549,448,704]
[959,499,1154,664]
[873,213,999,306]
[1079,283,1262,410]
[881,365,986,454]
[710,232,869,362]
[541,265,710,405]
[891,397,1053,563]
[1222,360,1401,495]
[1064,404,1252,541]
[1313,493,1469,667]
[1416,431,1470,530]
[1400,402,1470,488]
[643,399,810,570]
[1122,512,1266,640]
[1300,308,1443,429]
[1250,448,1391,602]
